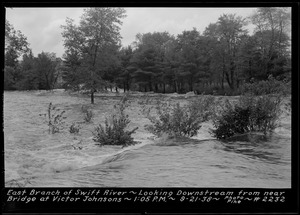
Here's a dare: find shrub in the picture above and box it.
[40,102,66,134]
[69,123,80,134]
[145,96,215,137]
[81,105,94,123]
[194,84,241,96]
[93,94,138,147]
[241,75,291,96]
[212,95,283,139]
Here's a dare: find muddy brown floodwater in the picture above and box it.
[4,90,291,187]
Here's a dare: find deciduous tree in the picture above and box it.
[61,8,126,103]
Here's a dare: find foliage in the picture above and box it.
[4,66,18,90]
[61,7,126,103]
[93,95,138,147]
[212,95,283,139]
[194,84,241,96]
[249,7,291,79]
[5,20,30,68]
[81,105,94,123]
[16,51,39,90]
[145,96,215,137]
[4,51,62,91]
[69,123,80,134]
[241,75,291,96]
[117,46,134,92]
[131,32,175,92]
[35,52,61,90]
[40,102,67,134]
[84,110,94,123]
[122,8,290,94]
[5,8,291,95]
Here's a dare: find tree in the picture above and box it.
[16,50,39,90]
[131,32,175,92]
[61,8,126,103]
[5,20,30,67]
[177,28,211,92]
[118,46,134,92]
[218,14,248,90]
[35,52,59,90]
[4,20,30,90]
[162,37,180,92]
[203,14,248,91]
[203,23,227,89]
[61,50,82,90]
[249,7,291,79]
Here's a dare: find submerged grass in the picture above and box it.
[212,95,283,139]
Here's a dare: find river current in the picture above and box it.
[4,90,291,188]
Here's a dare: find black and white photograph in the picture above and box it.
[4,6,293,191]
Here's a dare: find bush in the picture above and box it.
[145,96,215,137]
[69,123,80,134]
[81,105,94,123]
[194,83,244,96]
[212,95,283,139]
[40,102,67,134]
[241,75,291,96]
[93,94,138,147]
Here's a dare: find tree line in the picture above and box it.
[5,20,63,90]
[4,7,291,103]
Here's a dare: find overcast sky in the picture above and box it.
[6,7,257,58]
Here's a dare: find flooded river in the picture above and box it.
[4,90,291,187]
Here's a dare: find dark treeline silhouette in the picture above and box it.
[5,8,291,99]
[5,20,63,91]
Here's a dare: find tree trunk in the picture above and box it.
[222,59,225,90]
[230,61,235,90]
[154,83,158,92]
[189,78,193,92]
[173,81,177,92]
[127,82,130,91]
[91,90,94,104]
[225,72,233,90]
[163,83,166,93]
[149,81,153,92]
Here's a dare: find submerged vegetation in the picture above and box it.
[7,7,291,143]
[69,122,80,134]
[40,74,290,144]
[81,105,94,123]
[144,96,215,137]
[241,75,291,96]
[40,102,67,134]
[212,95,284,139]
[39,75,289,145]
[93,95,138,147]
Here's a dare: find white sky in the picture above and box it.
[6,7,258,58]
